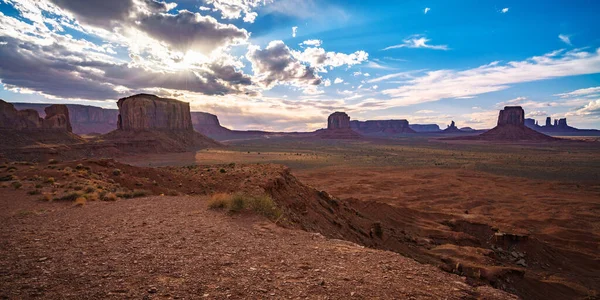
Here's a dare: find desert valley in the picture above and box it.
[1,94,599,299]
[2,1,600,299]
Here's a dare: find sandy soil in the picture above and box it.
[0,190,513,299]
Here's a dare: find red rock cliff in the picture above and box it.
[497,106,525,126]
[0,100,72,132]
[327,112,351,129]
[117,94,193,131]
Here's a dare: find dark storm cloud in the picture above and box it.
[137,10,249,53]
[48,0,135,27]
[48,0,175,27]
[0,37,252,100]
[246,41,321,88]
[0,37,120,99]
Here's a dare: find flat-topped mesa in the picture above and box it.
[117,94,193,131]
[328,112,351,129]
[497,106,525,126]
[350,119,415,134]
[191,112,220,126]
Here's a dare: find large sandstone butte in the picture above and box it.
[316,112,361,139]
[328,111,351,129]
[117,94,193,131]
[103,94,220,153]
[451,106,555,141]
[350,119,416,135]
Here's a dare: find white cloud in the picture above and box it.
[323,78,331,86]
[501,8,509,13]
[293,47,368,72]
[555,86,600,98]
[300,39,322,47]
[292,26,298,38]
[415,110,435,114]
[334,78,344,84]
[567,100,600,116]
[383,35,449,51]
[424,7,430,14]
[558,34,572,46]
[380,48,600,107]
[204,0,271,23]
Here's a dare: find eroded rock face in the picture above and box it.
[0,100,72,131]
[497,106,524,126]
[44,105,72,132]
[327,112,351,129]
[117,94,193,131]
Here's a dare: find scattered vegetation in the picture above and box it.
[48,159,58,164]
[11,181,22,190]
[0,175,14,182]
[208,192,281,220]
[74,197,86,207]
[27,189,41,195]
[112,169,122,176]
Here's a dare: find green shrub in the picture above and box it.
[219,168,226,173]
[48,159,58,164]
[112,169,121,176]
[132,189,150,198]
[208,193,281,220]
[248,194,281,219]
[45,177,55,184]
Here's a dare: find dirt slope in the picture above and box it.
[0,190,513,299]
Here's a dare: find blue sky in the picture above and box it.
[1,0,599,130]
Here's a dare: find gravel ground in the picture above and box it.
[0,191,516,299]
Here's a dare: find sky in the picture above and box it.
[1,0,600,131]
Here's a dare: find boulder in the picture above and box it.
[117,94,193,131]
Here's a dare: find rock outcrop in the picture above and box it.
[525,115,599,135]
[497,106,524,126]
[117,94,193,131]
[0,100,73,132]
[316,112,361,139]
[456,106,555,141]
[0,100,83,150]
[350,119,415,135]
[103,94,220,153]
[12,103,119,134]
[442,121,464,133]
[328,112,351,129]
[44,105,72,132]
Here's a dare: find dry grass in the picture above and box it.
[207,192,281,220]
[74,197,86,207]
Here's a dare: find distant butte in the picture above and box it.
[316,112,362,139]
